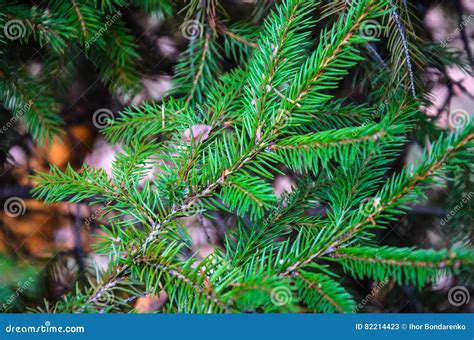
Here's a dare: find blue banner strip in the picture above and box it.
[0,314,472,340]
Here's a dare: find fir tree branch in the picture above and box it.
[295,270,355,313]
[71,0,88,40]
[281,130,474,276]
[335,246,474,286]
[186,33,211,105]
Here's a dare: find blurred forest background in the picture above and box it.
[0,0,473,313]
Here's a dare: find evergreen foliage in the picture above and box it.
[0,0,172,142]
[14,0,474,313]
